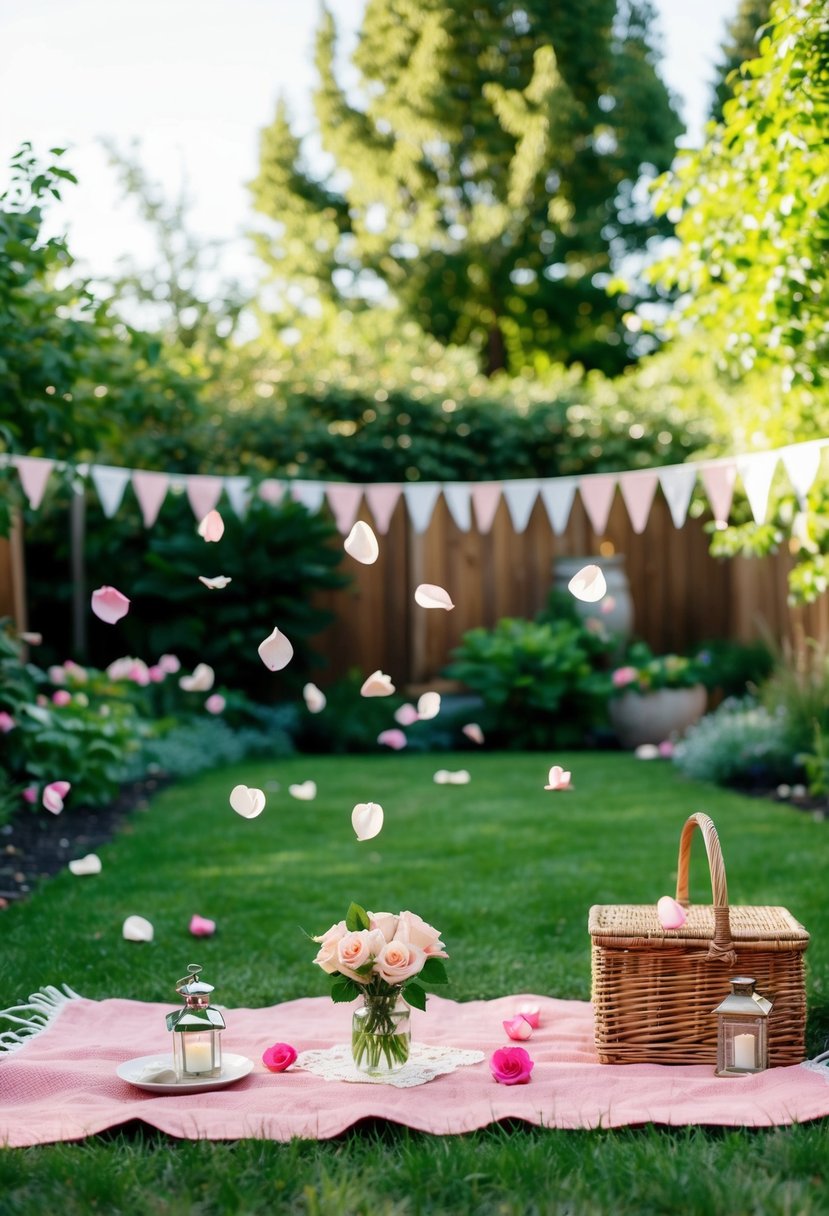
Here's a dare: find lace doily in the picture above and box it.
[296,1042,485,1087]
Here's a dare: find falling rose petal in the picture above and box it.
[258,626,294,672]
[189,914,216,937]
[635,743,660,760]
[68,853,102,877]
[394,703,419,726]
[544,765,572,791]
[303,683,327,713]
[657,895,688,931]
[42,781,71,814]
[446,769,471,784]
[0,712,16,733]
[91,585,131,624]
[229,784,266,819]
[179,663,215,693]
[197,509,225,542]
[352,801,384,841]
[344,520,379,565]
[503,1015,534,1041]
[22,785,38,804]
[414,583,454,611]
[517,1003,541,1029]
[205,694,225,714]
[658,740,675,758]
[600,595,617,615]
[20,632,42,645]
[433,770,450,785]
[360,670,395,697]
[416,691,441,720]
[567,564,607,604]
[378,728,407,750]
[122,915,154,943]
[462,722,484,745]
[159,654,181,674]
[288,781,317,801]
[198,575,232,590]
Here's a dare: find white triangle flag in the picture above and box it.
[781,442,822,504]
[224,476,252,518]
[657,465,697,529]
[737,452,778,525]
[15,456,54,510]
[90,465,131,519]
[403,483,441,534]
[539,478,577,534]
[442,484,472,532]
[502,480,540,533]
[291,481,326,512]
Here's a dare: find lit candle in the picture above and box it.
[733,1033,755,1070]
[184,1040,214,1074]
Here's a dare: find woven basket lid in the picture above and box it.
[589,903,809,949]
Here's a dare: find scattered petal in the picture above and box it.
[344,520,379,565]
[0,711,17,733]
[360,670,395,697]
[516,1002,541,1029]
[22,785,38,804]
[433,770,450,785]
[416,691,441,720]
[158,654,181,674]
[352,801,384,841]
[776,783,792,799]
[229,784,266,819]
[262,1042,297,1072]
[258,626,294,672]
[446,769,470,784]
[42,781,71,814]
[198,575,232,590]
[123,915,154,943]
[189,914,216,937]
[544,765,572,791]
[462,722,484,745]
[657,895,687,931]
[503,1015,534,1041]
[288,781,317,801]
[20,631,42,645]
[69,853,102,877]
[394,703,419,726]
[414,583,454,611]
[635,743,660,760]
[179,663,215,693]
[303,683,327,713]
[205,694,226,714]
[658,740,674,758]
[91,585,130,624]
[378,728,407,750]
[600,595,616,615]
[197,509,225,542]
[567,564,607,604]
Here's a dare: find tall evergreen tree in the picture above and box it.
[250,0,682,376]
[709,0,772,123]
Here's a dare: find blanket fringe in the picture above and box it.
[0,985,83,1054]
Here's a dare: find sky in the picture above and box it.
[0,0,738,286]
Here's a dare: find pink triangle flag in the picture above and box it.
[578,475,617,536]
[539,478,577,534]
[658,465,697,528]
[471,483,502,534]
[186,475,224,522]
[364,484,402,534]
[325,484,363,535]
[402,483,441,534]
[132,470,170,528]
[781,442,822,504]
[701,462,737,527]
[442,484,472,531]
[258,479,286,506]
[619,470,659,534]
[15,456,54,510]
[737,452,778,525]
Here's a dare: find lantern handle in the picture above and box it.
[675,813,737,967]
[176,963,203,990]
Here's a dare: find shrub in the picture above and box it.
[692,639,774,700]
[672,697,796,788]
[138,716,293,781]
[759,640,829,760]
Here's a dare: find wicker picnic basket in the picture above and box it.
[589,812,809,1066]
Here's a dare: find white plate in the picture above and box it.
[116,1052,254,1094]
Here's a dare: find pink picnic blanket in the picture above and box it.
[1,992,828,1146]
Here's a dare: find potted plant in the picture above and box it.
[607,643,707,749]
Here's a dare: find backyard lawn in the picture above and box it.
[1,751,827,1214]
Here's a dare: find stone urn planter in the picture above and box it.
[609,685,707,749]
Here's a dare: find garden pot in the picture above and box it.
[553,555,634,642]
[609,684,707,749]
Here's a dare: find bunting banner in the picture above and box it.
[1,439,826,539]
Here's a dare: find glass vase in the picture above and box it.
[351,989,411,1076]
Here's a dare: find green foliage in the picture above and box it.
[139,716,293,781]
[692,638,775,699]
[759,640,829,759]
[251,1,682,376]
[609,641,706,695]
[709,0,773,123]
[445,615,612,749]
[673,697,795,787]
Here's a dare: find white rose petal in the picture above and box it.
[414,583,454,610]
[179,663,215,693]
[198,575,232,590]
[197,510,225,542]
[416,691,441,720]
[289,781,317,801]
[122,915,154,942]
[352,801,384,841]
[229,784,266,818]
[68,853,102,876]
[433,770,450,785]
[303,683,327,713]
[344,521,379,565]
[446,769,471,784]
[567,563,607,603]
[258,626,294,672]
[360,670,395,697]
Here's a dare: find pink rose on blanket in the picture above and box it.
[262,1043,297,1072]
[490,1046,534,1085]
[375,939,426,984]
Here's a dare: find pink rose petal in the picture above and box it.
[462,722,484,745]
[378,728,407,750]
[197,510,225,542]
[179,663,215,693]
[0,712,16,733]
[303,683,327,713]
[205,694,225,714]
[352,801,384,841]
[657,895,688,930]
[258,626,294,672]
[343,521,379,565]
[91,585,131,624]
[516,1003,541,1029]
[416,691,441,720]
[658,739,675,758]
[360,670,395,697]
[503,1015,534,1041]
[22,785,38,804]
[288,781,317,801]
[189,914,216,937]
[42,780,71,814]
[229,784,266,818]
[394,703,419,726]
[414,583,454,611]
[567,564,607,604]
[198,575,232,589]
[544,765,572,790]
[158,654,181,674]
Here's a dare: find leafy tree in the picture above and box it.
[251,0,682,377]
[709,0,773,123]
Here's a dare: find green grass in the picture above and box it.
[1,752,828,1215]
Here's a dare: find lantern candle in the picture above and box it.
[185,1039,214,1073]
[733,1033,755,1070]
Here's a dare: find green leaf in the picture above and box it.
[345,902,370,932]
[402,982,427,1011]
[419,957,449,985]
[330,978,361,1003]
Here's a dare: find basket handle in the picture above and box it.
[674,812,737,966]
